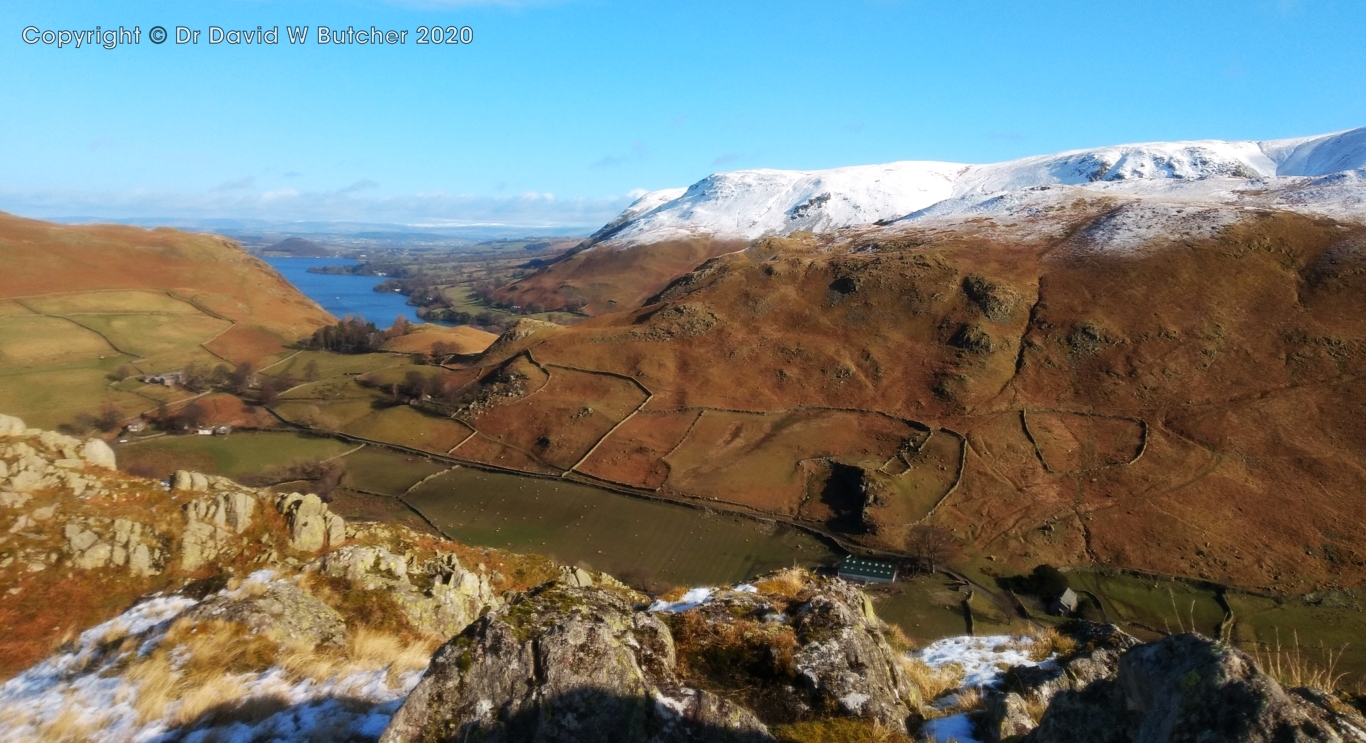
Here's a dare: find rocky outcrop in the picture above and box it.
[80,438,116,470]
[1022,633,1366,743]
[666,578,919,730]
[382,575,923,742]
[62,517,167,575]
[183,577,347,648]
[313,544,499,637]
[979,621,1140,742]
[1,435,111,498]
[274,492,345,553]
[181,489,259,571]
[381,581,774,743]
[175,470,345,570]
[0,414,28,438]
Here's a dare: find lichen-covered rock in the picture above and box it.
[381,582,773,743]
[275,492,345,553]
[173,470,211,492]
[1023,633,1366,743]
[313,545,500,637]
[181,490,259,571]
[184,578,346,648]
[785,581,920,729]
[0,414,26,438]
[80,438,116,470]
[62,517,167,575]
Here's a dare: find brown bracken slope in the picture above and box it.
[492,236,747,315]
[454,206,1366,594]
[0,212,332,345]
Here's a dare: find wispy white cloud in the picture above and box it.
[339,179,379,194]
[0,182,632,230]
[212,176,256,191]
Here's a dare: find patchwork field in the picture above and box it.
[0,315,115,366]
[0,214,333,429]
[115,431,353,480]
[661,409,917,516]
[403,465,837,588]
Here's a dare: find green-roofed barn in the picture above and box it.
[836,556,897,583]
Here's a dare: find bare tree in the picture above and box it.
[905,525,959,575]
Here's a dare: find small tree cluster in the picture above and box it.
[62,400,124,435]
[305,316,387,354]
[155,400,211,431]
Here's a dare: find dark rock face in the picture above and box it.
[979,621,1140,743]
[1022,633,1366,743]
[381,576,919,743]
[379,582,773,743]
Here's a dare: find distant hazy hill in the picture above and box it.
[265,237,333,257]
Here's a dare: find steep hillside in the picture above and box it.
[0,212,333,427]
[3,416,1363,742]
[455,203,1366,594]
[497,127,1366,314]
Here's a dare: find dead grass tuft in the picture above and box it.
[34,702,104,743]
[1027,628,1076,662]
[897,656,963,703]
[938,686,982,716]
[170,674,248,728]
[754,569,809,601]
[773,717,914,743]
[276,627,438,687]
[883,623,917,654]
[1253,629,1350,694]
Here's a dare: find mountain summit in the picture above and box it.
[594,127,1366,246]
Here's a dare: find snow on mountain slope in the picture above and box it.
[596,127,1366,247]
[596,161,963,245]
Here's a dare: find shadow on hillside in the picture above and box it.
[389,687,780,743]
[164,692,398,742]
[163,687,780,743]
[820,462,869,535]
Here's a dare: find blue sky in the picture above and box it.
[1,0,1363,231]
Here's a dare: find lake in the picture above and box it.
[264,257,425,327]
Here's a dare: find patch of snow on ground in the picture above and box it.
[911,634,1059,743]
[648,587,713,612]
[648,583,757,612]
[913,634,1050,689]
[157,666,423,743]
[0,578,425,743]
[922,712,980,743]
[0,594,200,742]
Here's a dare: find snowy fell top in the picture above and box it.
[593,127,1366,246]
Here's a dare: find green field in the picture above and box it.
[0,364,150,429]
[340,446,451,495]
[116,431,354,479]
[0,315,116,366]
[67,314,230,359]
[404,466,838,588]
[268,349,413,380]
[23,290,201,315]
[1064,570,1366,685]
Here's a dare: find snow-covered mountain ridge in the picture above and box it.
[594,127,1366,246]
